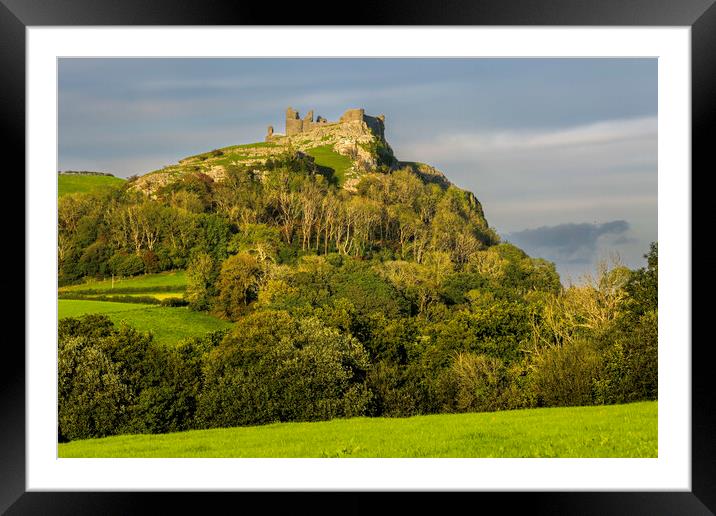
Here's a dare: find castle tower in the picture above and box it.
[285,107,303,136]
[303,110,314,132]
[339,108,365,123]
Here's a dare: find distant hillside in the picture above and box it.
[58,172,125,197]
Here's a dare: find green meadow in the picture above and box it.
[58,299,232,346]
[306,145,353,185]
[58,401,657,458]
[58,174,125,197]
[60,270,186,293]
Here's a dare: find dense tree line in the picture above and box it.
[58,153,657,440]
[58,153,497,284]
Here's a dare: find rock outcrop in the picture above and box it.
[132,107,456,197]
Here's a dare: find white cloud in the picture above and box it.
[400,116,657,158]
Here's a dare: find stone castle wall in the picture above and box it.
[266,107,385,141]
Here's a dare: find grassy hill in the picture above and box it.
[58,173,125,197]
[58,401,657,458]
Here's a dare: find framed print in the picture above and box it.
[6,0,714,513]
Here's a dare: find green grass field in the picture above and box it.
[306,145,353,185]
[58,401,657,458]
[60,270,186,293]
[58,174,125,197]
[58,299,232,346]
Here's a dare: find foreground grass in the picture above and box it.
[58,300,232,346]
[60,270,186,293]
[59,401,657,458]
[58,174,125,197]
[306,145,353,185]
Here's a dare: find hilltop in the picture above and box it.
[132,107,451,195]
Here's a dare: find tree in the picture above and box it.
[215,252,263,319]
[58,336,130,440]
[196,312,371,428]
[186,252,216,311]
[624,242,658,318]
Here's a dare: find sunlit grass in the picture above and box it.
[58,174,125,197]
[60,270,186,293]
[306,145,353,185]
[58,299,231,346]
[59,401,657,458]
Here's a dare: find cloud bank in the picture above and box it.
[505,220,633,265]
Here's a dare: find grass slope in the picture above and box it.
[58,174,125,197]
[58,299,153,317]
[306,145,353,185]
[60,270,186,293]
[58,300,232,346]
[59,401,657,458]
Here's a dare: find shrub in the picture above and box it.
[365,361,421,417]
[160,297,189,307]
[529,340,602,407]
[450,353,510,412]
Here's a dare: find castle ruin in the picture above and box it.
[266,107,386,142]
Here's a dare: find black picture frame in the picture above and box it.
[5,1,713,513]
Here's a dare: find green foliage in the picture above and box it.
[215,253,263,319]
[196,312,371,428]
[529,340,602,407]
[596,310,658,404]
[58,316,223,440]
[360,139,398,170]
[623,242,658,319]
[185,252,216,311]
[450,353,510,412]
[108,253,146,276]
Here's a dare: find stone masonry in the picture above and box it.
[266,107,386,141]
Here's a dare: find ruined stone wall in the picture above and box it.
[285,107,303,136]
[339,108,365,123]
[278,107,385,140]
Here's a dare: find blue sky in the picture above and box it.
[58,58,657,282]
